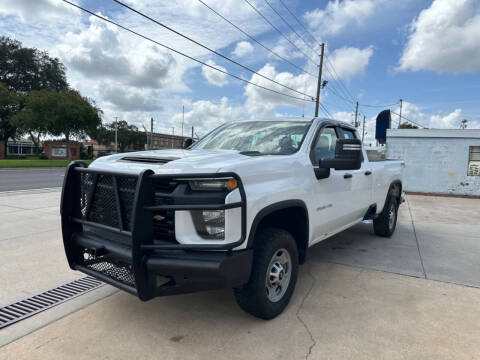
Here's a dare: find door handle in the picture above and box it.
[344,173,353,179]
[365,171,372,176]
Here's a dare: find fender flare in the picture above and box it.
[247,199,309,250]
[379,180,402,213]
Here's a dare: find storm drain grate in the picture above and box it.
[0,276,104,329]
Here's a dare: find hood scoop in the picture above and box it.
[120,156,178,164]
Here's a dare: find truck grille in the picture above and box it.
[78,173,178,244]
[79,173,137,231]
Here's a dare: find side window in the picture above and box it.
[313,127,338,162]
[341,128,356,139]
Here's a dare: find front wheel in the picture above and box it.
[233,227,298,319]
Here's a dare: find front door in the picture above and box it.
[309,126,352,241]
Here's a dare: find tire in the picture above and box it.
[233,227,298,320]
[373,196,398,237]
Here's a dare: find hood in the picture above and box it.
[89,149,255,175]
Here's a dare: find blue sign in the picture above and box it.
[375,110,391,144]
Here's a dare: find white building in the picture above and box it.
[386,129,480,196]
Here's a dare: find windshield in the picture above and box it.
[191,121,311,155]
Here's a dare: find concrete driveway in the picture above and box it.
[1,191,480,359]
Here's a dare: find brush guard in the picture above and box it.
[60,161,250,301]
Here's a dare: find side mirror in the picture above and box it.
[319,138,362,171]
[183,138,194,149]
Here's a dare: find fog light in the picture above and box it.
[191,210,225,240]
[203,210,225,237]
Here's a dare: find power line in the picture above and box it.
[263,0,319,56]
[113,0,315,99]
[61,0,314,103]
[242,0,318,66]
[196,0,316,78]
[323,66,357,108]
[390,110,425,128]
[361,102,399,108]
[319,103,333,118]
[324,56,357,104]
[277,0,323,49]
[326,83,356,107]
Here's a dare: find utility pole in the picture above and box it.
[181,105,184,140]
[362,115,366,142]
[314,43,325,117]
[114,117,118,153]
[172,127,174,148]
[191,126,194,139]
[398,99,403,128]
[149,117,154,149]
[354,101,359,127]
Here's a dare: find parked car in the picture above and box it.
[61,118,404,319]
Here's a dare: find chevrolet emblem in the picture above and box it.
[154,215,165,221]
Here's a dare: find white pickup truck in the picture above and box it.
[61,117,404,319]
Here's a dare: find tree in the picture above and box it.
[0,83,20,155]
[10,90,56,149]
[460,119,468,129]
[48,89,102,141]
[12,89,102,144]
[398,122,419,129]
[94,121,145,152]
[0,36,69,148]
[0,37,68,92]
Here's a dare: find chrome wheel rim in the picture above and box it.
[265,248,292,302]
[388,203,396,230]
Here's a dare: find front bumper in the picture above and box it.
[60,162,249,300]
[74,231,253,297]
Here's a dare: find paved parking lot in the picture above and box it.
[1,190,480,359]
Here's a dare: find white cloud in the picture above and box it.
[233,41,254,57]
[201,60,229,87]
[327,46,374,80]
[102,85,163,112]
[331,102,480,147]
[398,0,480,73]
[304,0,377,36]
[0,0,78,21]
[57,16,176,90]
[169,97,245,135]
[393,102,480,129]
[269,37,306,61]
[244,64,316,118]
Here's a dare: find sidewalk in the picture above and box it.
[0,189,79,305]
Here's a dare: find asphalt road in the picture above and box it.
[0,168,65,192]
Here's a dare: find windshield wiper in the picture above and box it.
[239,151,265,156]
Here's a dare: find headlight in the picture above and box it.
[191,210,225,240]
[188,178,237,191]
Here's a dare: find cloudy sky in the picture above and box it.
[1,0,479,142]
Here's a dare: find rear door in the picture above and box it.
[337,127,373,222]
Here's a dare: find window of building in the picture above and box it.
[468,146,480,176]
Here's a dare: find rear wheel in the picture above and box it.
[373,196,398,237]
[234,227,298,319]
